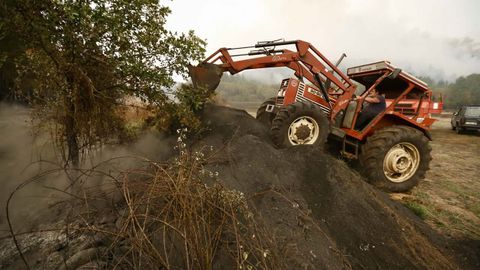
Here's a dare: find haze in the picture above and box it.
[166,0,480,82]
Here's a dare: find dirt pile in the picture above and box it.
[1,104,478,269]
[194,104,477,269]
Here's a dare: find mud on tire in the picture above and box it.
[270,102,329,148]
[359,125,431,192]
[256,97,277,127]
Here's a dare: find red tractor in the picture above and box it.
[189,40,442,192]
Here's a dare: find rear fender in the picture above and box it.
[369,114,432,140]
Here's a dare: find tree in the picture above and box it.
[3,0,205,166]
[445,74,480,108]
[0,7,28,102]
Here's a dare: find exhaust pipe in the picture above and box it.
[188,63,223,92]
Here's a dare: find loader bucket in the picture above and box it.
[188,63,223,92]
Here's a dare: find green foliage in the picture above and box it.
[416,74,480,109]
[405,201,429,220]
[0,8,26,102]
[149,84,214,133]
[445,74,480,108]
[3,0,206,165]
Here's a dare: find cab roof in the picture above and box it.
[347,61,429,90]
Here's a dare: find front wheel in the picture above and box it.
[359,126,431,192]
[270,102,329,148]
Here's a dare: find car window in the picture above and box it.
[465,107,480,117]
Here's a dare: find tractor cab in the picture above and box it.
[344,61,442,137]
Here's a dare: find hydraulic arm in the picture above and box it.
[189,40,357,121]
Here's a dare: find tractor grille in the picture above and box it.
[295,82,331,115]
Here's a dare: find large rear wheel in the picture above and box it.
[256,97,278,127]
[359,126,431,192]
[270,102,329,148]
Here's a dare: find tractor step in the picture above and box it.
[341,137,359,159]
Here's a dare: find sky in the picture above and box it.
[165,0,480,82]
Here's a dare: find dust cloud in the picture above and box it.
[0,103,174,236]
[0,104,56,235]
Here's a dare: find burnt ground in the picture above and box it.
[0,104,479,269]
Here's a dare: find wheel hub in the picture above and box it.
[288,116,320,145]
[383,143,420,183]
[295,124,311,140]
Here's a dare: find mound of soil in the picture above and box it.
[1,104,478,269]
[195,104,478,269]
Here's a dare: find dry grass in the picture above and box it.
[92,130,282,269]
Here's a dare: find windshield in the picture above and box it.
[352,80,367,96]
[465,107,480,117]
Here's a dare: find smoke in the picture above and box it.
[0,104,175,236]
[0,104,54,235]
[166,0,480,82]
[449,37,480,59]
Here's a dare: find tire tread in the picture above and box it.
[359,125,432,192]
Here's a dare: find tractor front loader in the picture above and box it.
[189,40,442,192]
